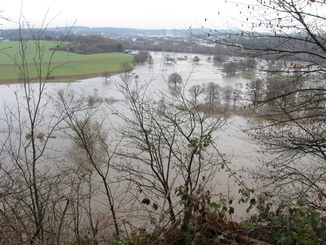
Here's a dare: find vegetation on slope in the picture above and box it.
[56,35,123,54]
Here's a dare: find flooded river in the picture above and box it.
[0,51,261,222]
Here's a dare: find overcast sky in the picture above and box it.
[0,0,250,30]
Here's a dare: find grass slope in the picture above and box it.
[0,41,134,83]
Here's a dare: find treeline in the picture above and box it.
[57,35,124,54]
[123,38,238,56]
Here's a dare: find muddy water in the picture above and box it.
[0,51,261,222]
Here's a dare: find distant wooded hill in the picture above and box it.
[56,35,123,54]
[0,26,219,39]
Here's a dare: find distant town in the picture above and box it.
[0,25,308,60]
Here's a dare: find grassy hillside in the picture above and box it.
[0,41,134,83]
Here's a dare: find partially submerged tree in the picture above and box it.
[133,50,150,64]
[247,78,265,107]
[102,71,111,81]
[202,82,221,104]
[167,72,183,88]
[188,84,203,104]
[221,85,234,105]
[213,54,228,64]
[148,54,154,65]
[193,56,200,63]
[239,58,257,71]
[222,61,238,76]
[165,54,175,64]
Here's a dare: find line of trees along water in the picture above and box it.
[1,1,326,244]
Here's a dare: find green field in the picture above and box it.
[0,41,134,83]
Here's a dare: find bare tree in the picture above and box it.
[221,85,234,105]
[112,76,226,229]
[148,54,154,65]
[188,84,203,104]
[54,88,121,237]
[247,78,265,107]
[202,82,221,104]
[102,71,111,82]
[211,0,326,208]
[213,54,227,64]
[120,61,134,75]
[167,72,183,88]
[239,58,257,71]
[266,60,284,76]
[0,15,73,244]
[222,61,238,76]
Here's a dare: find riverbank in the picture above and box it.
[0,71,127,84]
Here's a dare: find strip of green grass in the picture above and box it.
[0,41,134,81]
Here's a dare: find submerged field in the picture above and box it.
[0,41,134,83]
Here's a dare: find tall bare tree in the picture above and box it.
[0,15,73,244]
[189,84,203,104]
[208,0,326,208]
[111,74,227,230]
[203,82,221,104]
[54,88,121,237]
[247,78,265,107]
